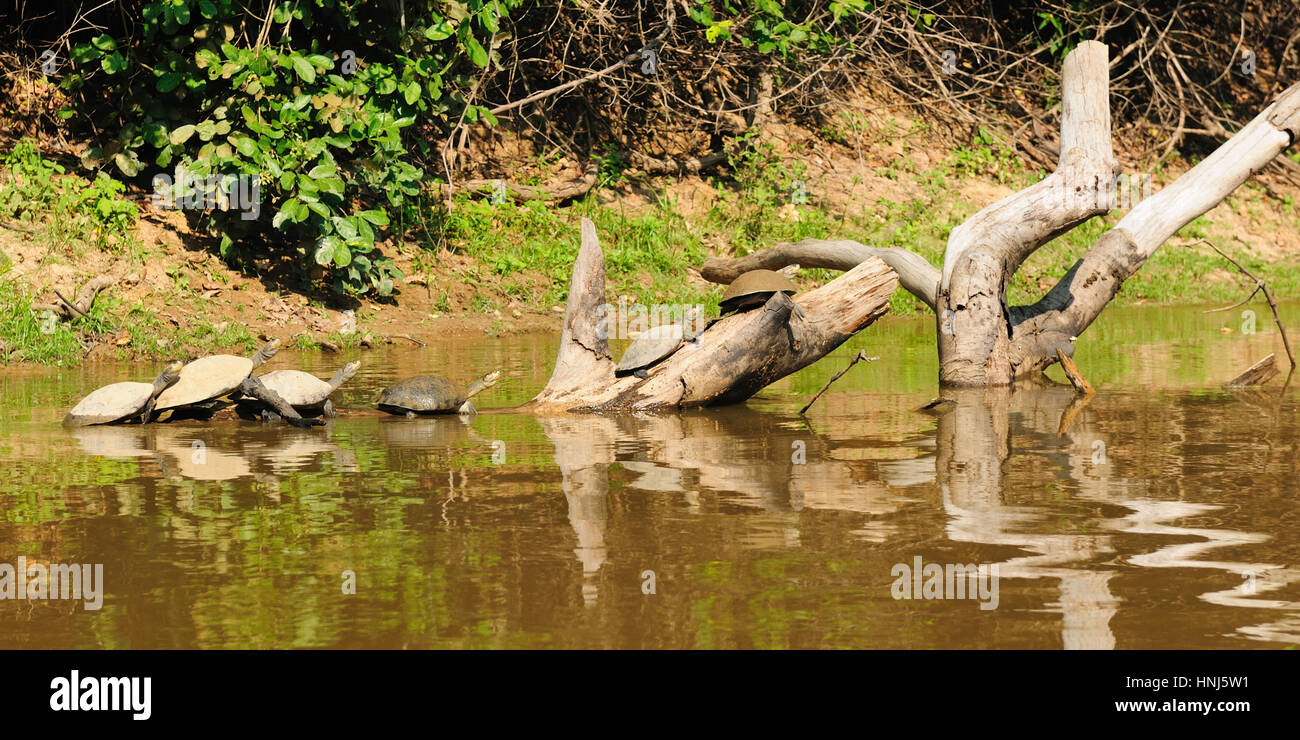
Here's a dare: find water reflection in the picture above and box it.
[2,305,1298,648]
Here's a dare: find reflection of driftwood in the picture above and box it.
[523,219,896,412]
[799,350,878,414]
[1194,237,1296,372]
[1225,353,1280,387]
[1056,392,1095,436]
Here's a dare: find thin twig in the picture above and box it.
[1190,238,1296,370]
[799,350,877,415]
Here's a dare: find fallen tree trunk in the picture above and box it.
[523,218,897,413]
[700,40,1300,388]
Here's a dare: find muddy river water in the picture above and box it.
[1,305,1297,649]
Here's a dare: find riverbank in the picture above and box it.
[3,93,1299,367]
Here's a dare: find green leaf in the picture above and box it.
[91,34,117,52]
[291,55,316,83]
[156,72,183,92]
[465,36,488,67]
[424,21,455,41]
[113,151,140,177]
[273,198,302,229]
[307,163,336,179]
[314,236,349,266]
[171,2,191,25]
[101,52,127,74]
[233,135,258,157]
[358,208,389,226]
[403,81,421,105]
[169,124,197,145]
[143,122,169,148]
[71,44,103,64]
[199,0,218,19]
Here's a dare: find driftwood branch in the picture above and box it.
[799,350,878,414]
[1008,79,1300,381]
[702,238,939,310]
[1055,348,1096,395]
[486,1,675,117]
[33,275,115,321]
[938,40,1118,386]
[523,218,897,413]
[1226,354,1280,387]
[1192,238,1296,371]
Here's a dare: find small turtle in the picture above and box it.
[616,309,704,379]
[719,269,799,315]
[239,360,360,420]
[63,360,184,427]
[378,370,501,417]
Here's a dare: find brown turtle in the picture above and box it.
[719,269,798,315]
[63,360,184,427]
[378,370,501,416]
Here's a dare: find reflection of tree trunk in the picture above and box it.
[936,387,1119,649]
[537,416,616,606]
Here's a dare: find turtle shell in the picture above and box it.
[256,370,333,407]
[63,382,156,427]
[378,375,468,413]
[719,269,797,313]
[153,354,254,410]
[617,323,687,373]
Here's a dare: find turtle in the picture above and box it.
[153,338,283,415]
[616,308,704,379]
[377,370,502,417]
[153,339,322,428]
[63,360,184,427]
[238,360,361,420]
[718,269,799,315]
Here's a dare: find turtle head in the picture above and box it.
[152,360,185,391]
[466,369,502,399]
[250,338,282,368]
[328,360,362,390]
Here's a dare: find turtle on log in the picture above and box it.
[63,360,184,427]
[238,360,360,420]
[152,339,283,418]
[378,370,501,417]
[151,339,321,427]
[615,307,704,379]
[718,269,799,315]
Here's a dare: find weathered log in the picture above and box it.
[698,40,1300,389]
[1225,354,1279,387]
[522,218,897,413]
[938,40,1117,386]
[702,238,939,310]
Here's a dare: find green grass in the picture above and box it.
[3,131,1297,367]
[0,277,89,366]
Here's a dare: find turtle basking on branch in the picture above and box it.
[238,361,361,420]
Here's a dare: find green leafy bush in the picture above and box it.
[0,139,139,252]
[59,0,520,297]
